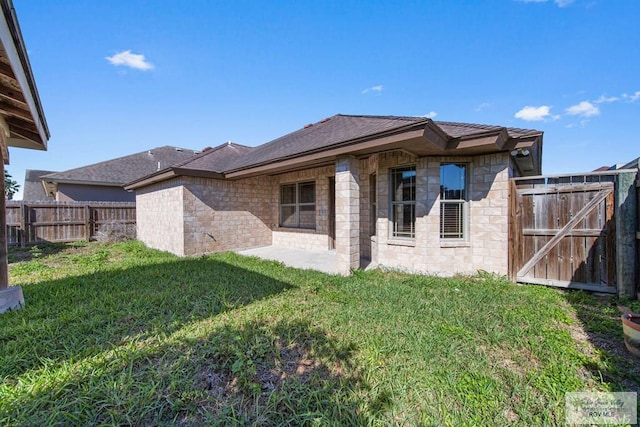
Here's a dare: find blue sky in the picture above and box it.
[8,0,639,198]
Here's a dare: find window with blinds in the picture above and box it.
[390,167,416,239]
[440,164,467,240]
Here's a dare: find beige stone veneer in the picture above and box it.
[136,152,513,276]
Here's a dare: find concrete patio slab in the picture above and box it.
[237,245,338,274]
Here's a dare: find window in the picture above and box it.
[280,181,316,229]
[440,163,467,239]
[390,167,416,238]
[370,174,377,236]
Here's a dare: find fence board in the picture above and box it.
[511,175,617,293]
[5,201,136,246]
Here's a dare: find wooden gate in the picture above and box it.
[509,175,617,293]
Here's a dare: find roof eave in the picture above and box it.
[225,119,433,177]
[43,178,124,187]
[124,167,226,190]
[0,0,49,150]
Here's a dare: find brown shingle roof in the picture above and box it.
[126,114,543,188]
[434,121,541,139]
[226,115,427,170]
[42,146,201,185]
[172,142,254,173]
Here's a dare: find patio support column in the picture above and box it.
[335,155,360,275]
[0,144,6,291]
[0,136,24,313]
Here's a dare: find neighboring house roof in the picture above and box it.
[616,156,639,170]
[42,146,202,187]
[0,0,49,153]
[22,169,55,200]
[126,114,544,190]
[593,157,639,171]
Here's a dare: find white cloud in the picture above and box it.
[622,91,640,102]
[106,50,154,71]
[594,95,619,104]
[516,0,574,6]
[423,111,438,119]
[361,85,383,95]
[475,102,491,112]
[514,105,553,121]
[565,101,599,117]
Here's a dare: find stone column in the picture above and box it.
[335,156,360,275]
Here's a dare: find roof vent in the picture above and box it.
[226,140,232,145]
[304,124,313,129]
[319,117,331,123]
[175,148,183,151]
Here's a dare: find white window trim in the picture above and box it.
[389,166,417,240]
[439,163,470,242]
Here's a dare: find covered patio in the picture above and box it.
[237,246,339,275]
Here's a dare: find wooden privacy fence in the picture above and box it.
[509,170,638,298]
[5,201,136,246]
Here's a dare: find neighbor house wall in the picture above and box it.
[270,165,333,251]
[57,183,135,202]
[373,151,511,275]
[136,179,185,256]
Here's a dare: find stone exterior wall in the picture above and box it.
[136,180,185,256]
[359,155,378,261]
[136,152,512,276]
[335,156,360,274]
[373,151,511,275]
[180,176,274,255]
[272,231,328,250]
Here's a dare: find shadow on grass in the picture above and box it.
[563,291,640,394]
[173,318,373,425]
[2,289,378,424]
[7,242,72,264]
[0,256,294,379]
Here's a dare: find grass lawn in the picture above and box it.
[1,241,639,426]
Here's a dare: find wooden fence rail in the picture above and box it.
[509,169,638,299]
[5,201,136,246]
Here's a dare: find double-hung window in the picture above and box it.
[390,167,416,238]
[440,163,467,240]
[280,181,316,229]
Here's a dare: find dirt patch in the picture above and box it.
[565,300,640,393]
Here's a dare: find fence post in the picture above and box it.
[19,201,26,247]
[616,170,638,299]
[84,204,91,241]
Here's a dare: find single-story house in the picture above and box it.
[125,114,543,276]
[40,146,201,202]
[0,0,50,311]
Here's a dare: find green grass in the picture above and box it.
[0,241,635,425]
